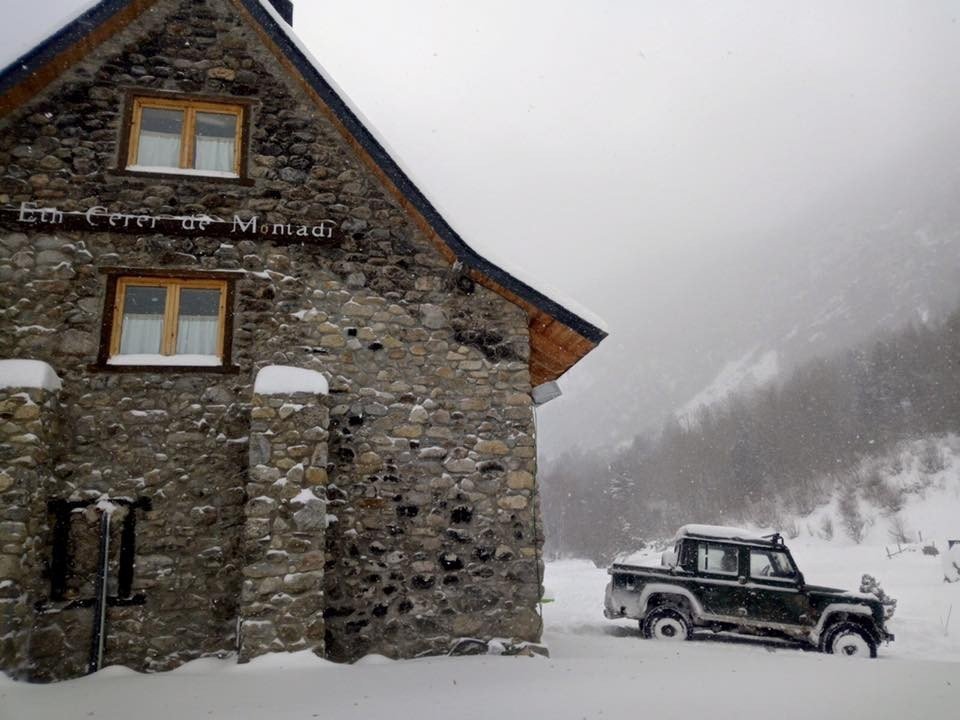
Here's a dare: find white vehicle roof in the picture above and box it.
[674,524,772,543]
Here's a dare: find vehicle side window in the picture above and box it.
[749,549,797,580]
[697,543,739,575]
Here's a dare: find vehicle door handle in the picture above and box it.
[737,576,747,585]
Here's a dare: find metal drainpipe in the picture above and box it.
[88,510,112,675]
[532,407,544,619]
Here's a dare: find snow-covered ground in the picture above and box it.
[3,550,958,720]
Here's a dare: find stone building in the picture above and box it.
[0,0,605,682]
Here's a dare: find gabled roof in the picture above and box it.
[0,0,607,385]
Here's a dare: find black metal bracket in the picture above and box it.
[46,496,152,603]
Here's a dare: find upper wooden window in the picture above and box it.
[108,276,228,367]
[126,97,244,178]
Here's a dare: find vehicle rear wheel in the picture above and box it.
[822,622,877,658]
[642,607,692,641]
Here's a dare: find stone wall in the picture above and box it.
[239,387,328,661]
[0,384,59,679]
[0,0,544,679]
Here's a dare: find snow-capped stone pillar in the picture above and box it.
[238,366,330,662]
[0,360,62,678]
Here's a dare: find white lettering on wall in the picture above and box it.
[17,202,64,224]
[232,215,258,234]
[8,202,335,240]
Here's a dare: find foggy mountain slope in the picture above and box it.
[540,152,960,455]
[677,348,779,423]
[679,205,960,420]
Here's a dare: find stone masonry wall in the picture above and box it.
[0,0,544,678]
[239,389,328,661]
[0,385,59,679]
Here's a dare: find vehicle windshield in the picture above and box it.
[749,549,797,580]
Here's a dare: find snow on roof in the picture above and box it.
[458,244,610,334]
[674,524,769,543]
[0,0,100,72]
[0,359,63,392]
[254,1,608,336]
[253,366,329,396]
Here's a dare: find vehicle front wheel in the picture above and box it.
[822,622,877,658]
[642,607,692,641]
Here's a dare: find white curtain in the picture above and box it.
[177,316,219,355]
[137,130,180,168]
[195,136,235,173]
[120,314,164,354]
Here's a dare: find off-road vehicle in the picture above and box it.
[604,524,895,657]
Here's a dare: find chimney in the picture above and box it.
[267,0,294,25]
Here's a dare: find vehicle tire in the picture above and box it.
[822,622,877,658]
[642,607,692,641]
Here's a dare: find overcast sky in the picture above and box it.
[4,0,960,452]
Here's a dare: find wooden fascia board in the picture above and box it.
[471,268,598,378]
[0,0,160,118]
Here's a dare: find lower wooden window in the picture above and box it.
[108,277,228,366]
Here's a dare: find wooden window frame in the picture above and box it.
[91,269,240,374]
[123,95,247,179]
[109,276,228,358]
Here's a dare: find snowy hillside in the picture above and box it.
[678,347,778,421]
[789,437,960,546]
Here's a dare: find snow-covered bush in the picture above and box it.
[887,514,911,545]
[860,574,897,619]
[861,468,904,514]
[919,440,947,475]
[819,515,834,541]
[783,518,800,539]
[838,487,866,543]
